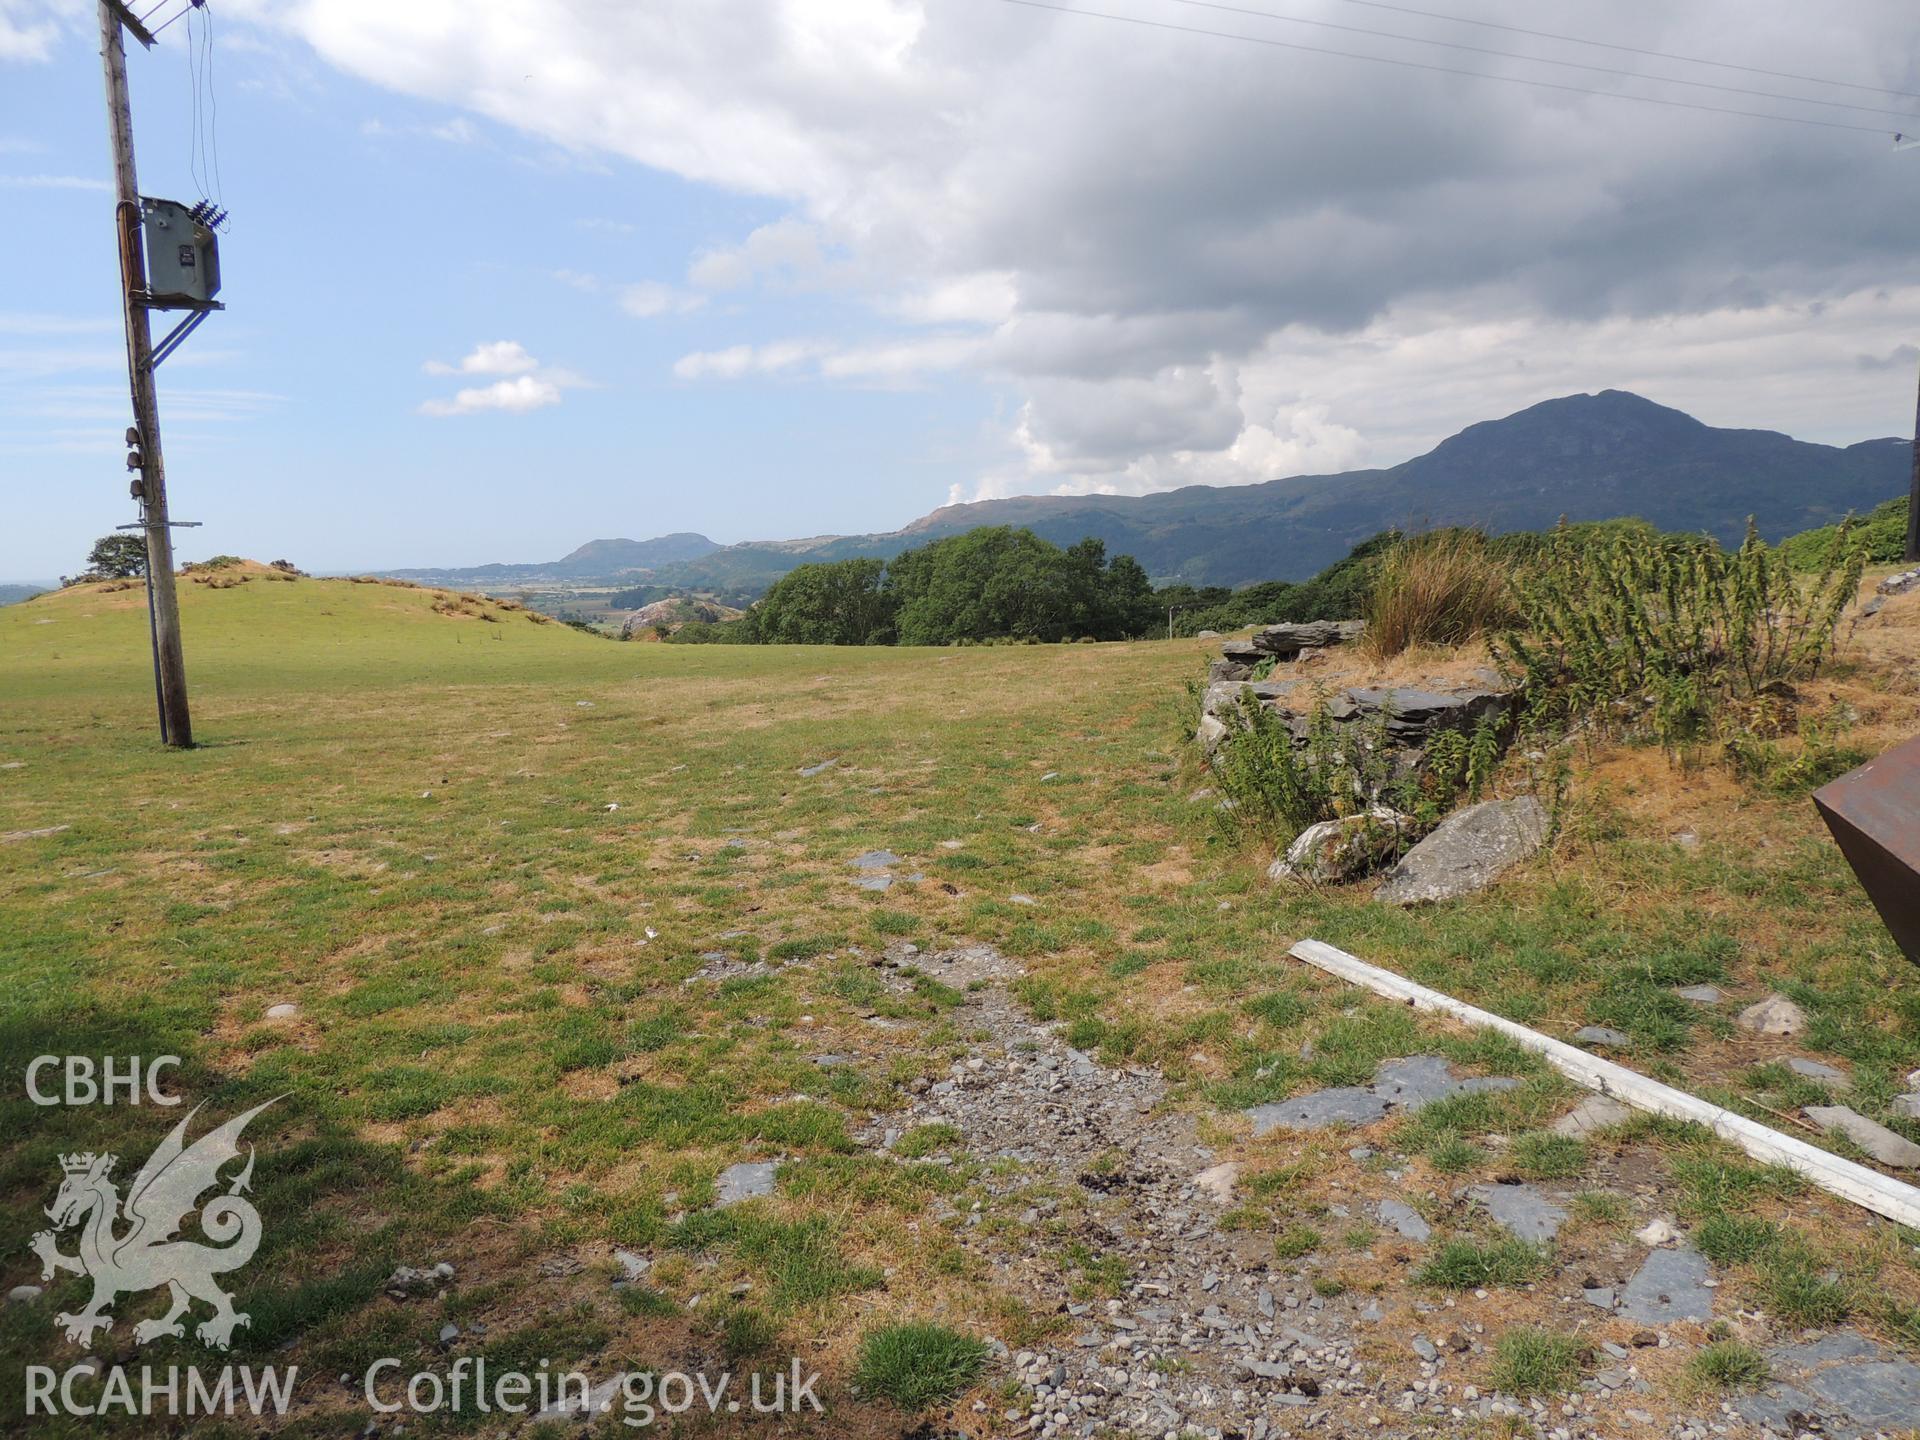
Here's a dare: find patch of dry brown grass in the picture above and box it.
[1364,530,1518,659]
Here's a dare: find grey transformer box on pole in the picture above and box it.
[141,197,222,307]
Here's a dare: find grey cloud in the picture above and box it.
[234,0,1920,489]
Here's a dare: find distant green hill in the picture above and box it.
[383,391,1908,596]
[385,532,719,587]
[0,584,49,607]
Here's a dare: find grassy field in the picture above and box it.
[3,567,1919,1436]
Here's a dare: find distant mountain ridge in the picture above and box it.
[382,391,1908,595]
[385,532,719,586]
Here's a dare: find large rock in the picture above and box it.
[1219,620,1365,666]
[1197,679,1303,757]
[1269,807,1411,884]
[1326,686,1512,746]
[1198,677,1513,762]
[1252,620,1366,657]
[1374,796,1549,905]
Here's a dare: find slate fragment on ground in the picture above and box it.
[1466,1181,1566,1242]
[1244,1054,1517,1134]
[1616,1245,1713,1323]
[714,1161,777,1207]
[1736,1332,1920,1440]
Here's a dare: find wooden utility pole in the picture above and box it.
[98,0,192,746]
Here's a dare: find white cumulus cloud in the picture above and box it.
[420,374,564,417]
[419,341,581,415]
[424,339,540,377]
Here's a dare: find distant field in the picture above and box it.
[3,569,1918,1436]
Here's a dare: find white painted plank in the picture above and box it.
[1288,937,1920,1231]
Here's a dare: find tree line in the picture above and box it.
[671,526,1159,644]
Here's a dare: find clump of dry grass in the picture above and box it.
[1364,529,1516,658]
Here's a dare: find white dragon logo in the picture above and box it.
[30,1098,278,1351]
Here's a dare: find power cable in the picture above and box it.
[1338,0,1920,104]
[989,0,1895,137]
[1161,0,1920,124]
[184,0,205,198]
[206,1,222,206]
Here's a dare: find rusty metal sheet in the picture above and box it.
[1814,734,1920,964]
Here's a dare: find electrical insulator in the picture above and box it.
[130,478,145,501]
[124,426,140,445]
[126,449,144,470]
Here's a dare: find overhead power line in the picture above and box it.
[990,0,1895,137]
[1163,0,1920,124]
[1339,0,1920,105]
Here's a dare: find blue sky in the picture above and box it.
[5,1,1919,583]
[2,6,1002,579]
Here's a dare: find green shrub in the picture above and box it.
[854,1322,989,1409]
[1777,495,1908,571]
[1209,688,1503,846]
[1494,519,1865,753]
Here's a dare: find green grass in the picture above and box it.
[1694,1214,1779,1265]
[3,568,1918,1410]
[1510,1131,1587,1179]
[1489,1327,1583,1395]
[1417,1238,1550,1290]
[1274,1224,1322,1259]
[853,1322,989,1409]
[1424,1130,1483,1173]
[1685,1341,1769,1392]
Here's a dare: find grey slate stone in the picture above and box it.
[1466,1182,1566,1242]
[1804,1105,1920,1167]
[1674,984,1724,1005]
[1374,1054,1520,1108]
[1243,1054,1515,1133]
[1246,620,1365,657]
[1336,686,1513,745]
[1738,1333,1920,1440]
[797,758,838,777]
[1733,1383,1826,1435]
[850,849,901,869]
[1618,1245,1713,1323]
[1375,797,1549,906]
[1246,1087,1388,1134]
[854,872,893,891]
[714,1161,778,1207]
[1787,1057,1851,1088]
[1376,1198,1431,1241]
[1573,1026,1631,1047]
[1553,1094,1632,1137]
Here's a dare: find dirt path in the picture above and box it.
[851,942,1920,1440]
